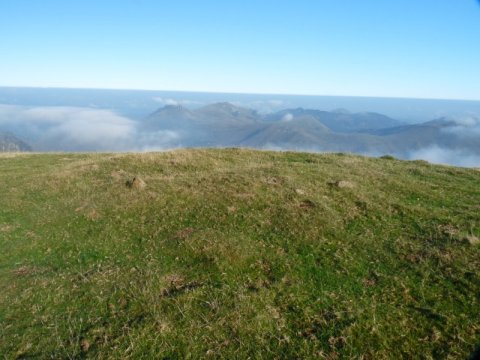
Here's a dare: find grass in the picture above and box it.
[0,148,479,359]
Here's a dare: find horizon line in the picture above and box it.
[1,85,479,103]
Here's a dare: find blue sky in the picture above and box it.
[1,0,479,100]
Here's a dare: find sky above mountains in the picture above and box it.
[1,1,480,100]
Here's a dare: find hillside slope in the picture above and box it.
[0,149,479,359]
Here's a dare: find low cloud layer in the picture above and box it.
[408,146,480,167]
[248,100,286,113]
[0,105,179,151]
[153,97,202,107]
[281,113,294,122]
[443,116,480,138]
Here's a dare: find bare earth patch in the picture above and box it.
[160,275,203,297]
[0,224,15,233]
[329,180,355,189]
[299,199,316,209]
[174,227,195,239]
[12,266,37,277]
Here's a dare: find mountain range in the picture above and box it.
[142,102,479,158]
[1,102,479,163]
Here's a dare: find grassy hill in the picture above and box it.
[1,149,479,359]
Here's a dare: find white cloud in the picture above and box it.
[281,113,294,122]
[408,146,480,167]
[248,99,286,113]
[134,130,180,151]
[451,115,479,127]
[438,116,480,141]
[0,105,179,151]
[152,97,202,106]
[267,100,285,107]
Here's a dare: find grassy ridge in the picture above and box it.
[0,149,479,359]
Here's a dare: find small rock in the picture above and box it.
[299,199,316,209]
[295,188,306,195]
[466,235,480,245]
[330,180,354,189]
[126,176,146,190]
[80,339,90,352]
[265,176,280,185]
[362,278,377,287]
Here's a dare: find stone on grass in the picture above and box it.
[466,235,480,246]
[330,180,354,189]
[126,176,146,190]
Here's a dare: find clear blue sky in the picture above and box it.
[1,0,479,100]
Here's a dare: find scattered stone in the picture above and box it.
[126,176,146,190]
[295,188,306,195]
[362,278,377,287]
[299,199,316,209]
[466,235,480,245]
[264,176,281,185]
[329,180,354,189]
[80,339,90,352]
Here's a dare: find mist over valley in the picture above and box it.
[1,87,480,167]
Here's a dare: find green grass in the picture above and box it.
[0,149,479,359]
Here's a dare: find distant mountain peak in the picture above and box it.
[197,102,259,123]
[332,108,351,114]
[202,102,247,112]
[162,104,188,111]
[151,104,193,115]
[214,101,236,108]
